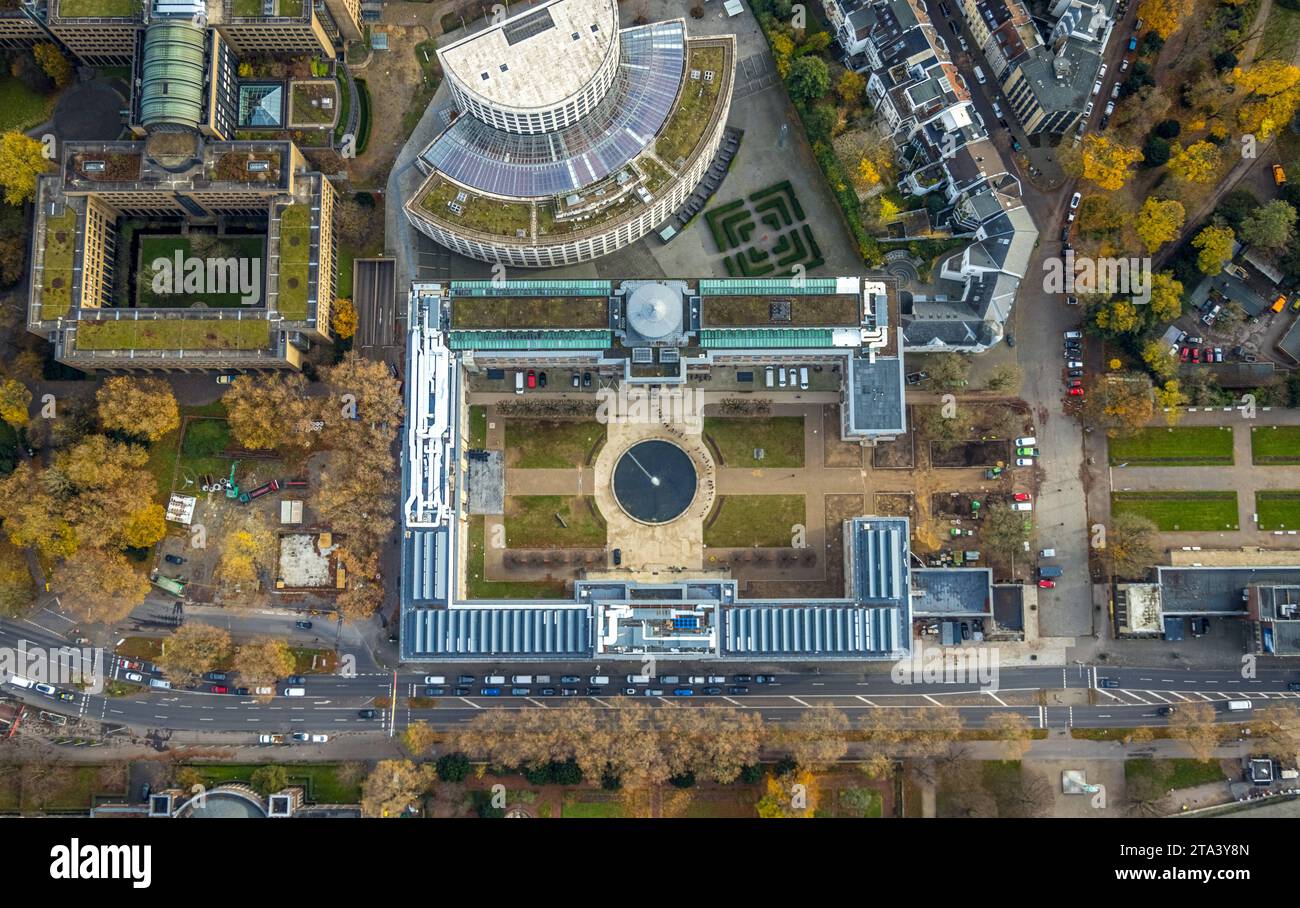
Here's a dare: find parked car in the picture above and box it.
[703,686,722,695]
[292,732,310,742]
[204,672,228,682]
[526,370,537,389]
[453,687,471,696]
[538,371,547,388]
[286,676,305,685]
[1016,446,1040,456]
[733,674,753,683]
[358,709,377,719]
[1016,457,1034,466]
[672,688,694,696]
[1100,678,1120,689]
[1014,492,1031,502]
[1156,706,1176,716]
[571,372,580,388]
[164,554,185,565]
[210,685,228,694]
[294,620,313,630]
[1069,191,1082,209]
[456,675,475,684]
[1068,369,1083,378]
[235,687,249,696]
[1038,579,1056,588]
[1014,436,1037,446]
[1067,360,1083,369]
[1064,330,1082,340]
[538,687,557,696]
[582,372,592,388]
[727,686,750,694]
[480,687,501,696]
[1068,387,1084,396]
[310,734,329,743]
[755,674,776,684]
[585,687,604,696]
[124,672,143,683]
[57,691,75,701]
[424,686,445,696]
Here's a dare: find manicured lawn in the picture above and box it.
[505,419,605,468]
[0,77,56,132]
[702,294,857,327]
[704,495,805,547]
[1251,425,1300,465]
[75,318,271,351]
[1255,491,1300,530]
[277,205,311,320]
[468,405,488,449]
[561,793,624,817]
[1107,426,1234,466]
[182,763,362,803]
[504,496,606,548]
[1110,491,1239,531]
[704,415,804,468]
[137,235,266,307]
[1125,759,1226,790]
[464,515,568,599]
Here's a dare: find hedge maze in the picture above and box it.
[703,180,824,277]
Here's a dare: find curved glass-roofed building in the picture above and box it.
[138,20,208,132]
[404,0,735,268]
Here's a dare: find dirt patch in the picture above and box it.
[872,426,915,468]
[874,491,914,518]
[822,405,863,468]
[930,439,1011,468]
[348,18,433,187]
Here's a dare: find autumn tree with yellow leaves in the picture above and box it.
[1167,141,1223,183]
[1080,135,1143,191]
[1231,61,1300,140]
[1192,224,1235,275]
[1137,0,1195,40]
[1135,197,1185,252]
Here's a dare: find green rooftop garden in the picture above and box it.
[75,318,271,351]
[655,44,726,166]
[40,209,77,321]
[231,0,302,15]
[638,156,673,195]
[703,294,858,327]
[421,177,533,238]
[451,295,608,329]
[289,81,339,127]
[277,204,311,321]
[213,150,282,183]
[56,0,141,17]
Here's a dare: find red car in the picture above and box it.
[1068,387,1084,396]
[1203,347,1213,363]
[1069,379,1083,388]
[1038,579,1056,589]
[1179,346,1190,362]
[1014,492,1031,502]
[1191,347,1200,363]
[120,659,142,671]
[526,370,537,388]
[210,685,229,694]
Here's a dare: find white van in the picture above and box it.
[799,366,809,390]
[149,678,171,689]
[485,675,506,685]
[589,675,610,685]
[1012,502,1033,512]
[1226,700,1253,711]
[765,366,774,388]
[778,368,788,388]
[5,675,34,689]
[283,687,306,697]
[534,675,551,684]
[626,674,652,684]
[1039,548,1056,558]
[514,372,524,394]
[688,676,706,684]
[422,675,446,685]
[973,65,986,84]
[1014,436,1037,447]
[510,675,533,685]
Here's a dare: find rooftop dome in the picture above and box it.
[626,283,682,340]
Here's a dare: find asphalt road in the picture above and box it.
[4,622,1297,740]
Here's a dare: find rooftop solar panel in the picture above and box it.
[503,8,555,46]
[419,21,687,198]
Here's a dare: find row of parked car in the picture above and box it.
[417,672,776,698]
